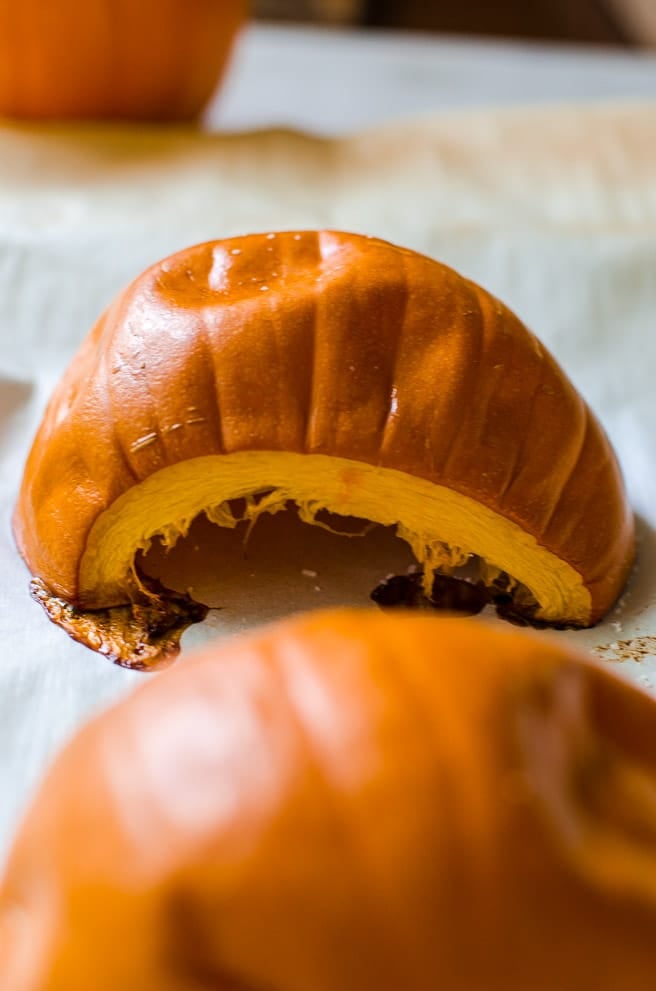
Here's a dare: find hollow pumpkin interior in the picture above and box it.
[138,507,414,638]
[79,451,591,629]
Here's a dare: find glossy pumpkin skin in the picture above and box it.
[2,611,656,990]
[0,1,246,122]
[14,231,633,628]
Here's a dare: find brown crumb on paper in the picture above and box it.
[595,636,656,663]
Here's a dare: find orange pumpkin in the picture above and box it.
[14,231,634,666]
[2,610,656,990]
[0,0,246,122]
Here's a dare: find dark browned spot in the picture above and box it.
[371,569,577,630]
[30,577,208,671]
[370,572,487,615]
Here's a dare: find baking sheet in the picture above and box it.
[1,103,655,862]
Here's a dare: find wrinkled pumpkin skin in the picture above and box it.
[0,1,246,122]
[2,611,656,990]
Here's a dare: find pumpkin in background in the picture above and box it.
[2,610,656,990]
[0,0,247,122]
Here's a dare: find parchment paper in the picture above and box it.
[1,103,655,862]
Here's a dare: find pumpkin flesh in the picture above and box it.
[80,451,589,624]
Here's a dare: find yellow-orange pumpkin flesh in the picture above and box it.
[81,451,588,615]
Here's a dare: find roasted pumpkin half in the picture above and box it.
[2,611,656,991]
[13,231,634,666]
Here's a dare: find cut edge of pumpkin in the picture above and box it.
[77,451,590,628]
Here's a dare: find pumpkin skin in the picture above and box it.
[13,231,634,666]
[2,610,656,990]
[0,1,246,122]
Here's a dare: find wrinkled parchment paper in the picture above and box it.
[1,103,655,862]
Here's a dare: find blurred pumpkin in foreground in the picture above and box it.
[2,610,656,990]
[0,0,246,122]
